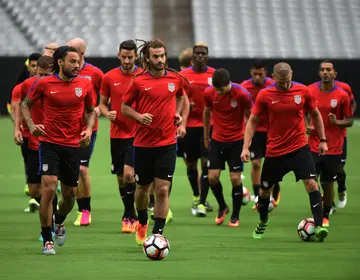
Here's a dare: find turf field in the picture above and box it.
[0,117,359,279]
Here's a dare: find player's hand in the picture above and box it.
[94,106,101,117]
[139,113,154,126]
[107,110,117,122]
[30,124,46,137]
[328,113,337,124]
[176,124,186,138]
[241,148,251,163]
[319,142,328,155]
[204,138,210,150]
[79,128,92,147]
[174,114,183,126]
[14,129,23,145]
[306,125,315,135]
[189,102,195,111]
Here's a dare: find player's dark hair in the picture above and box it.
[119,40,137,52]
[133,37,189,83]
[251,60,267,70]
[37,55,54,70]
[193,43,209,55]
[212,68,231,88]
[28,53,41,62]
[53,46,79,74]
[319,60,336,71]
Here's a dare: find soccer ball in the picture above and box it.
[254,195,276,212]
[143,234,170,260]
[242,186,251,205]
[297,218,316,242]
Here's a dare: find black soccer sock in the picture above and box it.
[258,195,270,221]
[323,203,332,219]
[252,184,261,198]
[125,182,136,218]
[119,187,126,208]
[187,167,200,197]
[309,190,323,227]
[137,209,148,226]
[41,226,53,245]
[199,168,210,205]
[52,194,58,215]
[337,168,347,193]
[54,213,67,225]
[76,198,83,212]
[82,197,91,211]
[152,218,166,235]
[34,195,42,205]
[272,183,280,201]
[231,184,243,219]
[210,181,227,210]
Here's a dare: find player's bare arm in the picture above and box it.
[99,95,116,121]
[241,114,260,162]
[203,105,211,149]
[177,93,189,138]
[328,113,353,128]
[13,100,23,145]
[9,101,17,123]
[175,95,184,126]
[121,101,153,126]
[79,105,95,148]
[21,95,46,136]
[310,108,328,155]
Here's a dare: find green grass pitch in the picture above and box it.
[0,117,359,279]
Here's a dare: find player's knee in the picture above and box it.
[155,184,169,200]
[28,184,41,198]
[117,174,124,186]
[79,165,89,178]
[42,176,57,191]
[61,186,75,198]
[252,159,262,171]
[259,187,272,197]
[124,172,135,183]
[208,173,220,185]
[186,160,197,170]
[304,179,319,192]
[230,173,241,186]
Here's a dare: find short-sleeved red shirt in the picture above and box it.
[12,82,30,138]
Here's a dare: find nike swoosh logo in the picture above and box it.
[233,166,241,169]
[189,81,195,84]
[145,87,153,91]
[126,191,134,195]
[50,91,58,94]
[167,175,173,178]
[234,192,241,195]
[114,83,121,86]
[213,101,219,104]
[310,174,316,177]
[80,160,88,163]
[313,203,320,208]
[272,100,279,104]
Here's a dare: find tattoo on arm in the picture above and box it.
[21,96,34,130]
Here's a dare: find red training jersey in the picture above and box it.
[27,74,95,147]
[12,83,30,138]
[240,77,274,132]
[100,66,143,139]
[204,83,253,142]
[308,83,351,155]
[252,82,317,157]
[179,66,215,127]
[122,71,185,147]
[335,80,354,137]
[20,76,42,150]
[78,62,104,131]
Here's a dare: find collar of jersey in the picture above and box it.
[55,73,74,82]
[318,81,337,92]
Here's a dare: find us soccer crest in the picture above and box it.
[42,164,48,172]
[231,99,238,108]
[75,88,83,97]
[294,95,301,104]
[208,77,212,85]
[331,99,338,108]
[168,83,175,92]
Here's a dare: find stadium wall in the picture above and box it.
[1,57,359,116]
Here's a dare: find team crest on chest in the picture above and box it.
[168,83,175,92]
[231,99,238,108]
[208,77,212,85]
[294,95,301,104]
[331,99,338,108]
[75,88,83,97]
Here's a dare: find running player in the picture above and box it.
[241,62,329,242]
[204,68,252,226]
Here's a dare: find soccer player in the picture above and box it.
[241,62,329,242]
[308,61,353,227]
[21,46,96,255]
[122,37,188,245]
[178,47,193,70]
[99,40,142,233]
[14,56,55,215]
[67,38,104,226]
[203,69,253,226]
[11,52,41,197]
[240,62,279,209]
[179,43,215,216]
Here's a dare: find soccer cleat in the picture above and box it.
[215,207,229,225]
[338,191,347,208]
[228,217,239,227]
[42,241,56,255]
[80,210,91,226]
[315,226,328,242]
[273,192,281,206]
[24,184,30,196]
[54,224,66,246]
[205,201,214,212]
[191,196,199,216]
[73,211,82,226]
[121,218,132,233]
[29,198,40,213]
[135,223,148,246]
[196,204,207,217]
[130,219,138,233]
[166,208,173,224]
[322,217,329,227]
[252,220,269,239]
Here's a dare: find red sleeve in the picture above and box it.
[11,85,20,102]
[304,88,317,111]
[27,80,43,103]
[85,82,96,108]
[176,79,185,97]
[122,79,138,106]
[203,87,213,108]
[252,90,266,116]
[20,82,27,101]
[94,69,104,94]
[342,83,354,102]
[341,94,352,119]
[242,88,253,110]
[100,74,110,97]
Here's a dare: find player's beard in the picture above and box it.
[63,66,78,78]
[150,60,165,71]
[121,62,134,71]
